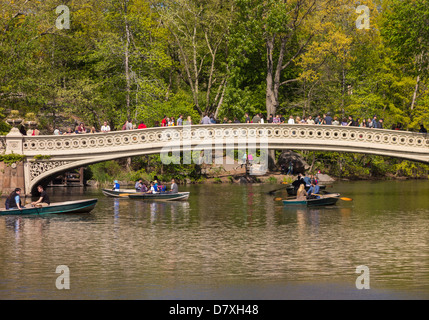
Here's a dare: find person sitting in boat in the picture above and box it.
[112,180,120,191]
[5,188,24,210]
[31,185,50,207]
[296,184,308,201]
[291,174,305,191]
[302,174,311,186]
[135,178,143,192]
[147,181,159,194]
[170,179,178,194]
[307,180,320,199]
[140,182,148,193]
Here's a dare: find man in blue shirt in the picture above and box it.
[307,180,320,199]
[302,174,312,186]
[324,112,333,125]
[201,113,211,124]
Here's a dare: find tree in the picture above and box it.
[382,0,429,113]
[154,0,232,118]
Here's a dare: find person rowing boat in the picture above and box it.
[307,180,320,199]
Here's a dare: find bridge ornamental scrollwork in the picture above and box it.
[29,160,72,181]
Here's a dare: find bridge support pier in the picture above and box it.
[0,161,25,197]
[1,128,26,196]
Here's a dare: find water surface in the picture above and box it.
[0,180,428,299]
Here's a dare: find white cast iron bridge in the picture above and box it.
[2,124,428,194]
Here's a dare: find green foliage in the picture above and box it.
[0,121,12,135]
[301,151,428,180]
[213,177,222,183]
[33,155,52,160]
[266,176,278,184]
[0,153,25,166]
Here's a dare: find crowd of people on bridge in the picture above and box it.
[19,111,425,135]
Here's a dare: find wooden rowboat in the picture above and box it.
[282,193,340,207]
[128,192,190,201]
[0,198,98,216]
[102,188,137,197]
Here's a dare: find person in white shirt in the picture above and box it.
[101,121,111,132]
[288,115,295,124]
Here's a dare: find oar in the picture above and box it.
[339,197,353,201]
[314,194,353,201]
[118,193,133,197]
[267,184,291,195]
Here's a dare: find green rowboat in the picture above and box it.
[282,193,340,207]
[128,192,190,201]
[102,188,137,197]
[0,199,98,216]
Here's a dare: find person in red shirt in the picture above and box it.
[138,121,147,129]
[161,115,167,127]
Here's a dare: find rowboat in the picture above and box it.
[0,198,98,216]
[128,192,190,201]
[102,188,137,197]
[282,193,340,207]
[286,184,326,196]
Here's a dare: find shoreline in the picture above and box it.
[85,170,426,189]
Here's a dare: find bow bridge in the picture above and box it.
[1,124,428,195]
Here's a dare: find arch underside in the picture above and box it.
[28,142,429,194]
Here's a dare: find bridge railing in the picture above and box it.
[13,124,428,155]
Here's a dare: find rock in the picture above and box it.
[316,173,335,182]
[239,177,248,184]
[277,150,310,174]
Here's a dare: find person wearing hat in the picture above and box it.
[112,180,120,191]
[5,188,24,210]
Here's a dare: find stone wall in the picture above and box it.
[0,161,25,197]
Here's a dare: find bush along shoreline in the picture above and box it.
[83,152,429,187]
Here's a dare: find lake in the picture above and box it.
[0,180,428,299]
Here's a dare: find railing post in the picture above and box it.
[5,127,24,155]
[1,128,26,195]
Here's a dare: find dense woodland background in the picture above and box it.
[1,0,428,181]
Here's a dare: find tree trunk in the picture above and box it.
[124,5,131,119]
[410,74,420,111]
[266,36,277,117]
